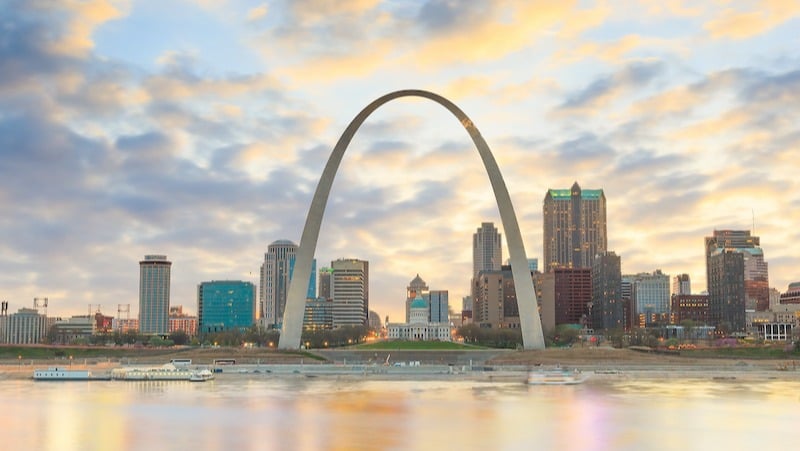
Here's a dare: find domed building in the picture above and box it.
[387,293,451,341]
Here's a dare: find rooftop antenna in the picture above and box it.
[752,209,756,234]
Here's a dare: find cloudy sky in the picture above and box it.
[2,0,799,324]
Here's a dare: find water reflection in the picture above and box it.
[4,377,799,450]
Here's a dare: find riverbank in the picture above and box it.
[2,346,797,382]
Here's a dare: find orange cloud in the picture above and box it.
[704,0,800,39]
[48,0,129,56]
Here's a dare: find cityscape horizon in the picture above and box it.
[1,2,798,332]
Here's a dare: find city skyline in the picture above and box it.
[1,1,799,326]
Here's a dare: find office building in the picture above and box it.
[670,293,710,325]
[331,258,369,327]
[2,307,48,344]
[260,240,316,328]
[591,251,623,331]
[303,297,333,330]
[705,230,769,311]
[168,306,197,336]
[472,265,526,329]
[779,282,800,305]
[139,255,171,334]
[537,267,592,330]
[426,290,449,324]
[673,274,691,296]
[543,182,607,271]
[625,270,670,327]
[473,222,502,276]
[707,249,746,333]
[318,267,334,301]
[197,280,256,334]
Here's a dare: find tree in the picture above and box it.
[679,319,696,343]
[169,330,190,346]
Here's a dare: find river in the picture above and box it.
[4,374,798,450]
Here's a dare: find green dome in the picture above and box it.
[410,294,428,309]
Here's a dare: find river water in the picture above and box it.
[4,375,799,450]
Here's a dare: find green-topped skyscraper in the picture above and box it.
[543,182,607,271]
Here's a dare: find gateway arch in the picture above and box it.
[279,89,545,350]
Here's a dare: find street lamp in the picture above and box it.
[69,355,73,367]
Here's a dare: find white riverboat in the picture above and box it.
[111,363,212,382]
[33,368,109,381]
[527,369,587,385]
[189,369,214,382]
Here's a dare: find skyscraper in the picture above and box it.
[707,249,746,332]
[139,255,171,334]
[197,280,256,334]
[591,251,623,331]
[331,258,369,327]
[705,230,769,312]
[260,240,297,328]
[673,274,691,295]
[318,267,334,301]
[260,240,316,328]
[625,270,670,327]
[473,222,502,277]
[426,290,449,324]
[542,181,607,271]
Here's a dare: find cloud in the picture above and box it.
[704,0,800,39]
[557,60,666,112]
[246,4,269,22]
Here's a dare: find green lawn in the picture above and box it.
[355,340,485,350]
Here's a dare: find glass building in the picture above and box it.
[198,280,256,334]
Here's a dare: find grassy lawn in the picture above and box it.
[0,345,187,360]
[355,340,485,350]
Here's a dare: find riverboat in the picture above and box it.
[33,368,110,381]
[527,369,587,385]
[189,369,214,382]
[111,363,208,381]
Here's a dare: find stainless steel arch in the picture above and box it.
[278,89,545,350]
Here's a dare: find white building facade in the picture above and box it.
[387,295,451,341]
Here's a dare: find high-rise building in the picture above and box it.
[591,251,623,331]
[406,274,429,322]
[705,230,769,311]
[542,181,607,271]
[625,270,670,327]
[426,290,449,324]
[197,280,256,334]
[673,274,691,296]
[473,222,502,277]
[139,255,171,334]
[537,267,592,329]
[331,258,369,327]
[259,240,316,328]
[318,267,334,301]
[707,249,746,332]
[473,265,532,329]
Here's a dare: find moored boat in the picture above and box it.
[111,363,214,382]
[527,369,587,385]
[33,368,110,381]
[189,369,214,382]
